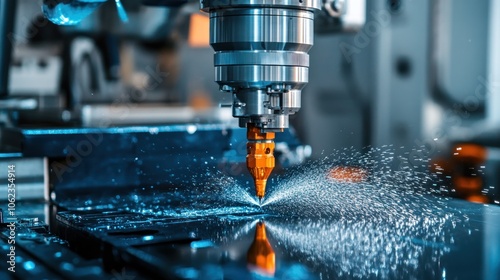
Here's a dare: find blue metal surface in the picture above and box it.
[51,199,500,279]
[28,124,232,190]
[15,124,230,157]
[0,124,305,193]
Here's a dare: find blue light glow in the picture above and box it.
[23,261,36,271]
[142,235,154,241]
[190,240,215,249]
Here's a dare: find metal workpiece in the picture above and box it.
[201,0,320,130]
[39,196,500,279]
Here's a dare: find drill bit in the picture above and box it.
[246,124,275,202]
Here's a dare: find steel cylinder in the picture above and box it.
[201,0,321,130]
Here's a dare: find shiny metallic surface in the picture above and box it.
[202,0,320,130]
[282,90,301,113]
[214,51,309,67]
[210,9,314,52]
[233,90,301,121]
[238,115,288,130]
[233,89,269,117]
[49,191,500,279]
[216,65,308,88]
[201,0,321,11]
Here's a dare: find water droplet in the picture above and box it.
[149,127,159,135]
[23,261,36,271]
[187,125,197,134]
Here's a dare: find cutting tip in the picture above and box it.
[259,197,262,205]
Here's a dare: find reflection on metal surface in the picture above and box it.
[38,178,500,280]
[246,221,275,277]
[11,145,498,278]
[263,215,454,279]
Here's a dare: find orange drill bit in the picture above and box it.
[246,124,275,203]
